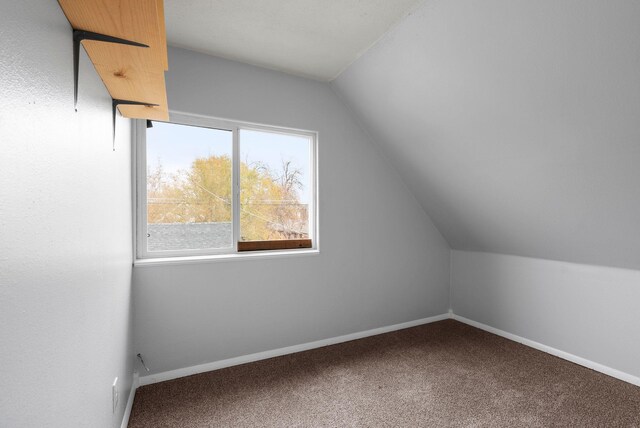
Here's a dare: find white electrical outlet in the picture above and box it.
[112,377,119,413]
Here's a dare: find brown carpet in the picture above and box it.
[128,320,640,427]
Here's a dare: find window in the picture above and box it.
[136,113,317,259]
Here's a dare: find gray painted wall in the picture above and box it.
[451,251,640,379]
[132,47,450,375]
[333,0,640,270]
[0,2,134,427]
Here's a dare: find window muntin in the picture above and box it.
[136,114,317,259]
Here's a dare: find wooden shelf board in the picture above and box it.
[118,104,169,121]
[58,0,168,70]
[93,63,167,106]
[156,0,168,69]
[83,41,162,75]
[58,0,170,121]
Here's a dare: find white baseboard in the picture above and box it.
[139,313,450,386]
[452,314,640,387]
[120,372,139,428]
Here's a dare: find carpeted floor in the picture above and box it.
[128,320,640,427]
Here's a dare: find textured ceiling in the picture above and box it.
[164,0,421,80]
[334,0,640,270]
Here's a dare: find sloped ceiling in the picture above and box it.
[333,0,640,270]
[164,0,422,80]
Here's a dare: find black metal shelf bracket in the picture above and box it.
[73,29,149,110]
[112,99,159,150]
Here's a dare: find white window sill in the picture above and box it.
[133,249,320,267]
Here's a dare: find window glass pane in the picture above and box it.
[239,129,312,241]
[146,122,233,251]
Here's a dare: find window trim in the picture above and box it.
[134,111,318,261]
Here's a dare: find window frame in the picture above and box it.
[134,111,318,261]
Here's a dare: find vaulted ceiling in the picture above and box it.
[333,0,640,270]
[164,0,421,80]
[164,0,640,270]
